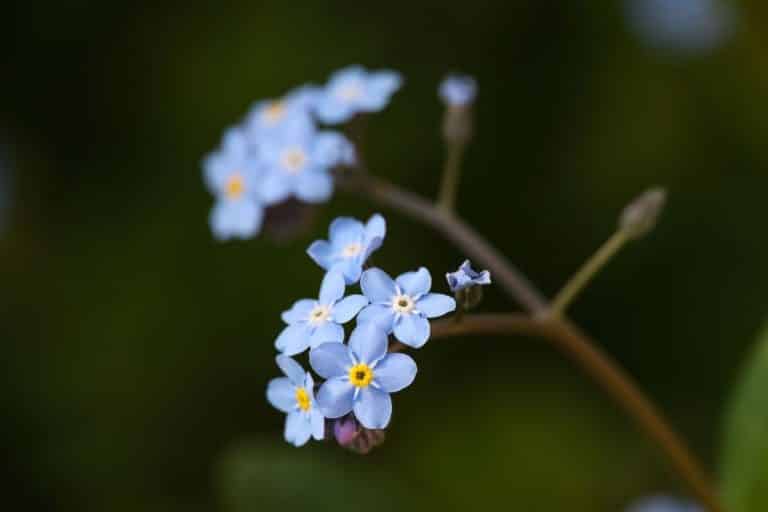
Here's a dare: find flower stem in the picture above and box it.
[549,230,629,317]
[437,141,466,212]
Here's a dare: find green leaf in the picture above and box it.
[721,325,768,511]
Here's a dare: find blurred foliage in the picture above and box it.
[3,1,768,511]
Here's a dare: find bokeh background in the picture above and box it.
[2,1,766,510]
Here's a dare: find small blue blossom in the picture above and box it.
[203,128,264,241]
[276,271,369,356]
[310,323,417,429]
[446,260,491,292]
[258,125,354,205]
[307,214,386,285]
[244,84,318,142]
[314,65,403,124]
[626,496,702,512]
[266,355,325,447]
[439,74,477,107]
[357,267,456,348]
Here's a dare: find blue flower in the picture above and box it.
[276,271,369,356]
[310,323,417,429]
[314,65,403,124]
[266,355,325,447]
[446,260,491,292]
[258,125,354,205]
[307,214,386,285]
[439,74,477,107]
[203,128,265,241]
[244,85,318,141]
[357,267,456,348]
[626,496,702,512]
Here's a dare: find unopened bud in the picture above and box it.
[332,415,386,455]
[439,75,477,145]
[619,187,667,239]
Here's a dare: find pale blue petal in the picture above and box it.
[356,304,394,332]
[359,71,402,111]
[259,172,292,205]
[395,267,432,297]
[331,259,363,285]
[295,171,333,203]
[333,294,369,323]
[416,293,456,318]
[281,299,315,324]
[307,240,333,270]
[329,217,365,246]
[317,377,355,418]
[353,387,392,429]
[318,271,346,304]
[360,268,397,303]
[348,323,388,365]
[275,323,312,355]
[310,408,325,440]
[373,353,417,393]
[209,200,264,241]
[314,100,355,125]
[309,321,344,348]
[275,355,305,386]
[364,213,386,241]
[393,314,430,348]
[266,377,295,413]
[310,341,351,379]
[313,131,353,167]
[284,411,312,447]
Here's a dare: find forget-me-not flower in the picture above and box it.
[439,74,477,107]
[310,323,417,429]
[307,214,386,285]
[446,260,491,292]
[245,85,318,141]
[276,270,369,356]
[203,128,264,241]
[258,125,354,205]
[266,355,325,447]
[357,267,456,348]
[626,496,702,512]
[314,66,403,124]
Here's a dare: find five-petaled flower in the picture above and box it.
[446,259,491,292]
[307,214,386,285]
[203,128,264,241]
[266,355,325,447]
[439,74,478,107]
[357,267,456,348]
[310,323,417,429]
[314,66,403,124]
[276,271,369,356]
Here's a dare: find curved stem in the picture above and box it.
[342,173,723,512]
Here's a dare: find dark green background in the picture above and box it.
[2,1,766,510]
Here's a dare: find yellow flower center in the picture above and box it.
[392,294,415,314]
[338,83,363,102]
[341,242,363,258]
[308,305,331,325]
[295,387,311,411]
[225,173,245,199]
[262,101,285,124]
[280,147,307,175]
[348,363,373,388]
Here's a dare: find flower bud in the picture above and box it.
[332,415,386,455]
[619,187,667,239]
[439,75,477,145]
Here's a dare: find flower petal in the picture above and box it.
[295,170,334,203]
[356,304,394,332]
[353,387,392,429]
[395,267,432,297]
[309,321,344,348]
[333,294,369,323]
[330,259,363,285]
[365,213,386,241]
[266,377,295,413]
[310,409,325,441]
[310,342,351,379]
[209,200,264,241]
[349,323,388,364]
[259,172,292,205]
[317,377,355,418]
[284,411,312,447]
[374,353,417,393]
[275,323,312,355]
[307,240,333,270]
[416,293,456,318]
[318,270,346,305]
[393,314,430,348]
[360,268,397,303]
[281,299,315,324]
[329,217,365,246]
[275,355,305,386]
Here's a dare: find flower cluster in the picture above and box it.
[202,66,402,241]
[266,214,457,448]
